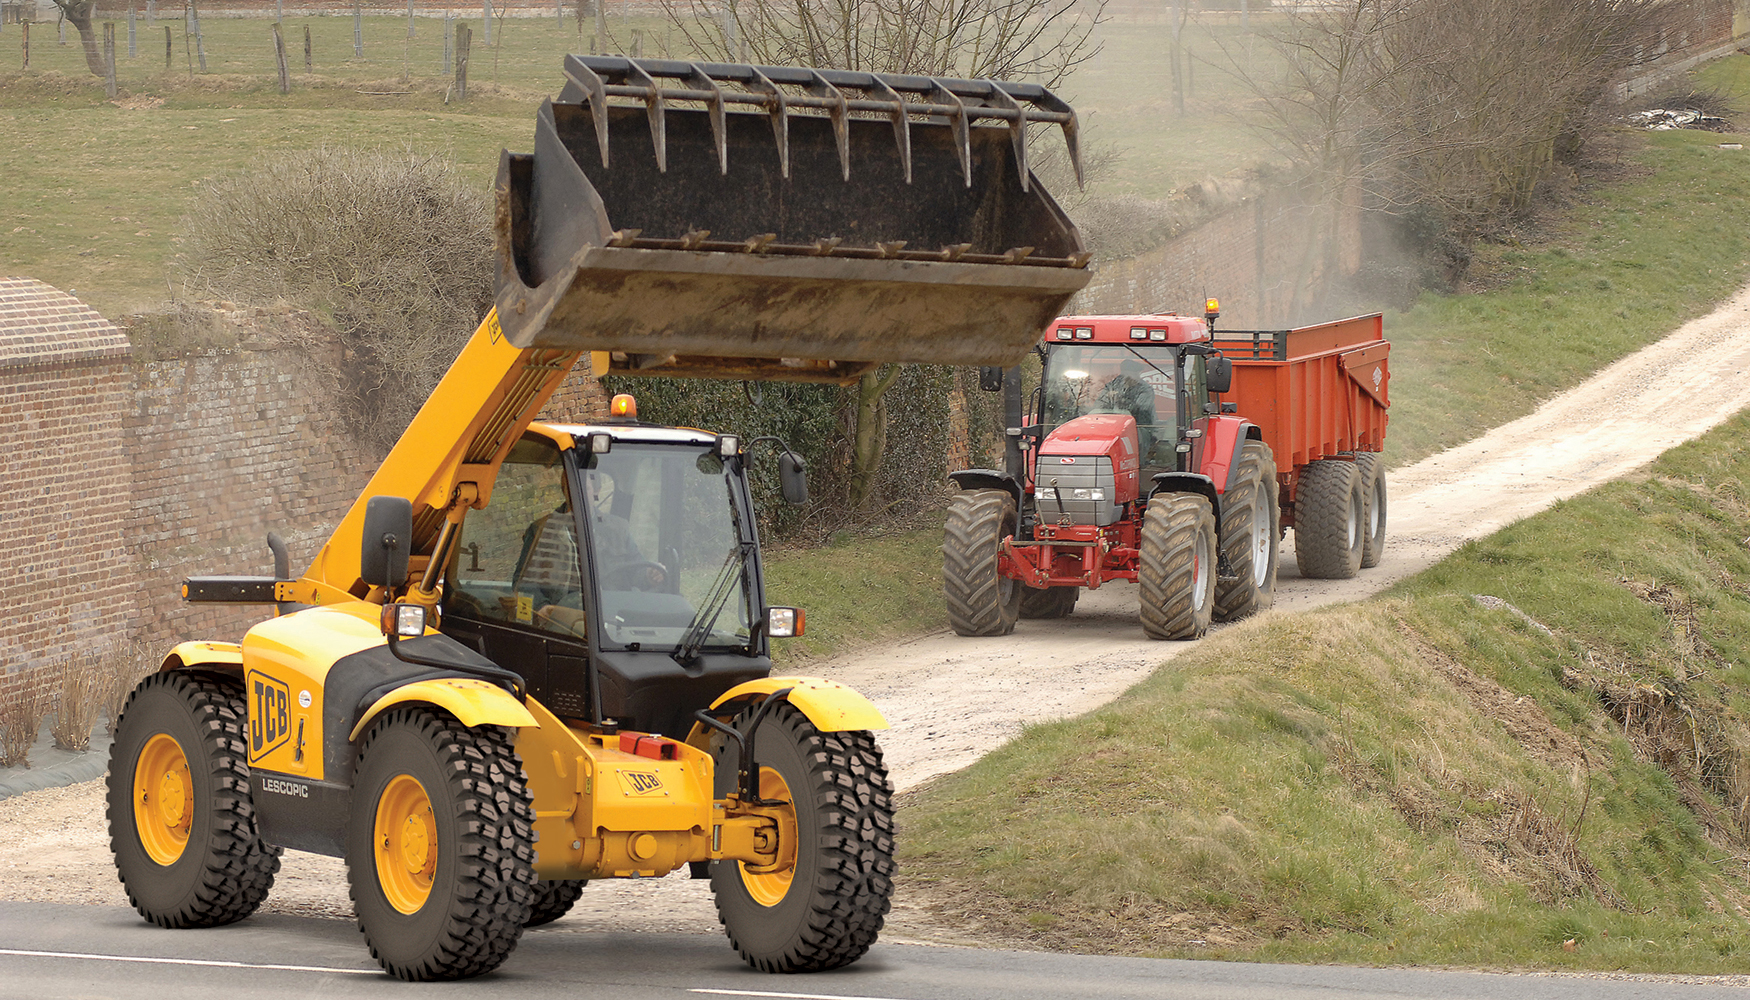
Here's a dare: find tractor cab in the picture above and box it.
[440,401,795,737]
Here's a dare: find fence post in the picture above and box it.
[454,22,469,100]
[407,0,414,38]
[482,0,490,44]
[594,1,605,51]
[272,21,289,93]
[276,0,282,21]
[555,0,561,27]
[22,21,28,69]
[190,0,205,72]
[442,14,451,75]
[103,21,115,98]
[304,23,311,72]
[353,0,362,58]
[146,0,153,27]
[164,23,170,69]
[127,6,135,58]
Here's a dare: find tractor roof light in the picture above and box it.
[1149,329,1166,341]
[1130,327,1147,340]
[610,393,638,419]
[1075,327,1093,340]
[1056,328,1074,340]
[717,434,741,458]
[1205,298,1221,321]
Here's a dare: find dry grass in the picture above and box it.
[102,643,159,737]
[0,670,52,768]
[48,651,105,753]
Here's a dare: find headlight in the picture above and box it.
[1035,488,1057,500]
[1071,488,1105,501]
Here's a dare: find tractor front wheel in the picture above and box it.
[711,703,895,972]
[106,671,281,928]
[1294,459,1365,579]
[346,709,536,981]
[1214,439,1280,622]
[943,489,1021,636]
[1020,584,1078,619]
[1139,492,1216,640]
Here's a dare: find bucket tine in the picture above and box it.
[983,81,1029,193]
[681,62,730,175]
[1031,87,1083,189]
[806,70,851,182]
[624,58,668,173]
[869,75,913,184]
[562,55,612,169]
[926,79,973,187]
[746,66,790,179]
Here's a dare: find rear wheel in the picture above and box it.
[525,880,587,927]
[1356,452,1387,569]
[944,489,1021,636]
[711,703,895,972]
[1019,584,1079,619]
[347,709,536,981]
[1294,459,1365,579]
[1213,439,1280,623]
[1139,493,1216,640]
[106,671,281,928]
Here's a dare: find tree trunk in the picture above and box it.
[60,0,106,76]
[850,364,904,508]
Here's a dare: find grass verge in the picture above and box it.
[898,410,1750,971]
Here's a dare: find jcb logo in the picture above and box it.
[619,771,665,796]
[248,671,291,758]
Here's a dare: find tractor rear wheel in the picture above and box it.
[1356,452,1388,569]
[1020,584,1078,619]
[1213,438,1280,623]
[944,489,1021,636]
[107,671,281,928]
[1294,459,1365,580]
[711,703,895,973]
[346,709,536,981]
[1139,492,1216,640]
[525,879,587,927]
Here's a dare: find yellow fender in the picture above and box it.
[160,641,243,673]
[349,677,538,742]
[690,677,888,746]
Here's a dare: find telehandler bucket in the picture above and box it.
[494,56,1091,383]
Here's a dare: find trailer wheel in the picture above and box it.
[1356,452,1387,569]
[347,709,536,981]
[1294,459,1365,579]
[1020,584,1079,619]
[525,879,587,927]
[944,489,1022,636]
[1139,492,1216,640]
[712,703,894,973]
[1214,439,1280,623]
[107,671,281,929]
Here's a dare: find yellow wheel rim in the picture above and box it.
[133,733,193,866]
[738,766,799,908]
[373,774,437,914]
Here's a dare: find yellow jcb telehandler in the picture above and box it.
[105,56,1090,981]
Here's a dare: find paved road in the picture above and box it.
[2,901,1748,999]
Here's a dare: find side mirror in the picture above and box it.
[361,496,413,589]
[978,366,1004,392]
[1206,357,1233,395]
[779,452,809,505]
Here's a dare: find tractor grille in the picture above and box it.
[1036,456,1120,526]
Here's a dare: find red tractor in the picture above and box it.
[944,304,1391,639]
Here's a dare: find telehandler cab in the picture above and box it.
[106,55,1091,981]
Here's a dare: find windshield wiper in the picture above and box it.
[672,540,753,666]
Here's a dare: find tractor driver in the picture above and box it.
[582,469,667,592]
[1094,359,1162,456]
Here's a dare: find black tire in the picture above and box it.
[346,709,536,981]
[1294,459,1365,580]
[1356,452,1387,569]
[106,671,281,929]
[711,703,895,973]
[943,489,1021,636]
[1019,584,1078,619]
[525,879,587,927]
[1139,492,1216,640]
[1214,439,1280,623]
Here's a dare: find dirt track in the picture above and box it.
[6,284,1750,939]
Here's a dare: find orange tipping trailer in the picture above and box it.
[1213,313,1390,530]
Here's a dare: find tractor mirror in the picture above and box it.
[361,496,413,589]
[1206,357,1233,395]
[779,452,809,505]
[978,366,1004,392]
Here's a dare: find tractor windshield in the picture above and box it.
[1041,344,1179,466]
[580,443,754,653]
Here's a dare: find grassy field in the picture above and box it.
[900,410,1750,971]
[761,524,948,668]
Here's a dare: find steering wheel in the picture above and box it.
[602,560,668,591]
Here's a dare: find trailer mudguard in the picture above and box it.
[348,678,537,742]
[692,677,888,743]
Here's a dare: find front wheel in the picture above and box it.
[106,672,281,928]
[1214,439,1280,622]
[346,709,536,981]
[711,703,895,972]
[1139,492,1216,640]
[943,489,1021,636]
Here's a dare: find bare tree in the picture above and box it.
[50,0,108,77]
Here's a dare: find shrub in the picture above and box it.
[50,650,105,752]
[0,668,51,768]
